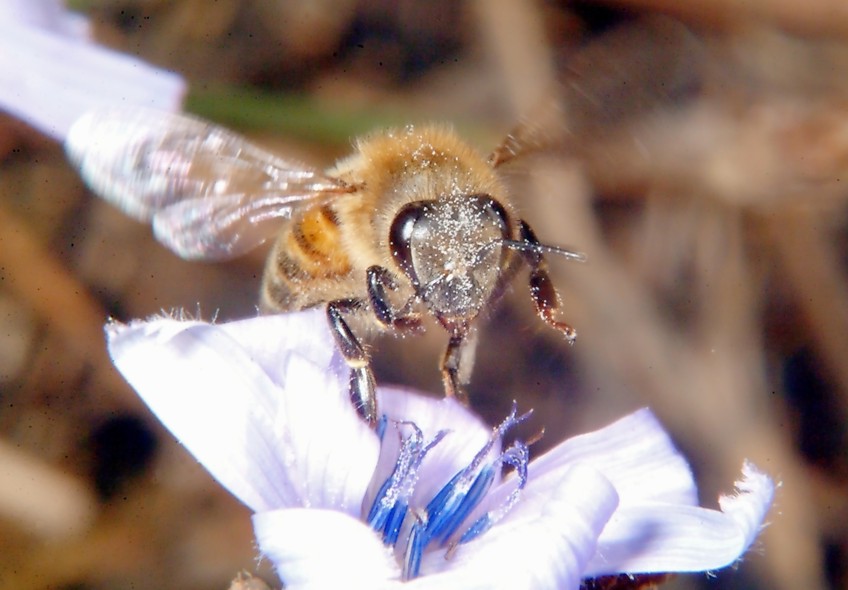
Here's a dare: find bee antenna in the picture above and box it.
[501,239,587,263]
[473,239,587,266]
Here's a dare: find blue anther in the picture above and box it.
[403,517,428,581]
[368,406,535,581]
[383,500,409,545]
[427,465,495,542]
[366,475,395,530]
[424,469,464,515]
[457,513,492,544]
[421,402,531,546]
[366,422,449,545]
[457,441,530,545]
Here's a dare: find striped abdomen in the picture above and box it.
[259,204,358,313]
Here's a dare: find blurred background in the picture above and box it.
[1,0,847,589]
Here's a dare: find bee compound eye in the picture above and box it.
[389,201,431,284]
[471,194,511,240]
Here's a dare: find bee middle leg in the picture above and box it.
[518,220,577,343]
[326,298,378,426]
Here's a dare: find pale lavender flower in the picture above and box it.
[106,310,774,589]
[0,0,184,140]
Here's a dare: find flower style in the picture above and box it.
[107,310,774,589]
[0,0,184,140]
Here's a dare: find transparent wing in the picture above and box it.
[150,191,338,260]
[65,107,352,260]
[489,16,703,167]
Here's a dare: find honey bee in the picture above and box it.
[66,109,585,425]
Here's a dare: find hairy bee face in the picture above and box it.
[389,193,512,332]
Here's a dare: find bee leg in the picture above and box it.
[440,329,478,405]
[518,220,577,343]
[366,265,423,334]
[326,299,378,426]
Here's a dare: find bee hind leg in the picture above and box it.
[518,221,577,343]
[326,299,378,426]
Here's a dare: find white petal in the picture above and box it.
[585,461,775,576]
[214,309,347,385]
[528,409,697,506]
[372,387,495,506]
[107,315,379,516]
[0,15,184,140]
[253,508,401,589]
[718,460,776,550]
[412,465,619,590]
[0,0,87,37]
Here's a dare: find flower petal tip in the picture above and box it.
[719,461,776,553]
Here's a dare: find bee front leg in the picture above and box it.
[366,265,423,334]
[326,299,378,426]
[518,220,578,343]
[440,329,478,406]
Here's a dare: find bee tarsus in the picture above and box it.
[327,298,378,424]
[349,366,378,427]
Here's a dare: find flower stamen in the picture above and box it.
[367,422,449,545]
[457,440,530,544]
[403,512,428,580]
[368,402,534,581]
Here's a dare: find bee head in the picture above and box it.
[389,194,512,333]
